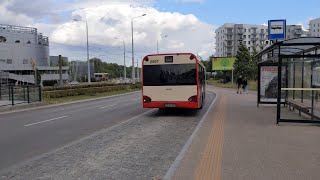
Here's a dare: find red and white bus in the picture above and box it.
[142,53,206,109]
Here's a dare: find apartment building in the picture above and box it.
[215,23,304,57]
[309,18,320,37]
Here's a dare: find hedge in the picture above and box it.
[43,84,141,98]
[43,83,141,92]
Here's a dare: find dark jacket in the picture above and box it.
[243,79,248,86]
[236,77,243,85]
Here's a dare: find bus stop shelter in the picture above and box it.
[256,37,320,125]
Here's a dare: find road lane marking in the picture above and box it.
[100,104,117,109]
[132,98,141,101]
[24,116,68,127]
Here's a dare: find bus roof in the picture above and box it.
[144,52,196,57]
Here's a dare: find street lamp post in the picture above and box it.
[74,19,91,84]
[115,37,126,82]
[131,14,146,84]
[157,35,168,54]
[136,59,139,82]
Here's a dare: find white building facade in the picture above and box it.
[309,18,320,37]
[0,24,69,85]
[215,23,304,57]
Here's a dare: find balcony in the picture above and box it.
[251,32,257,36]
[225,31,233,35]
[251,37,258,41]
[237,30,244,35]
[259,32,266,35]
[226,44,233,47]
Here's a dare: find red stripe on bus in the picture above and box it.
[143,101,199,109]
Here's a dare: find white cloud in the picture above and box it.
[0,0,215,63]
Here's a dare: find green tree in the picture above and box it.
[250,47,259,80]
[234,45,252,80]
[234,45,260,80]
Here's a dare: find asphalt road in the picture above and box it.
[0,92,145,171]
[0,91,216,179]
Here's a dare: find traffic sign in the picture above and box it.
[268,19,286,40]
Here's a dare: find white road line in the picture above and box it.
[24,116,68,127]
[100,104,117,109]
[132,98,141,101]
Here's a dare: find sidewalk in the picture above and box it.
[167,87,320,180]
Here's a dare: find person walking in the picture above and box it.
[242,77,248,94]
[236,75,243,94]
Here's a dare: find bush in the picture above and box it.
[42,82,142,91]
[43,84,141,98]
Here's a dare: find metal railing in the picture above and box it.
[0,85,41,106]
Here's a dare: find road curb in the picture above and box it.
[163,91,218,180]
[0,91,140,115]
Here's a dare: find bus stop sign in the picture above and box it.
[268,19,286,40]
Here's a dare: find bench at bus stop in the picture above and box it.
[285,99,312,117]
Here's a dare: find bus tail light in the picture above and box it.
[143,56,149,62]
[188,95,197,102]
[190,54,196,60]
[143,96,152,103]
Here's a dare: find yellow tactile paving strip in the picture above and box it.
[194,95,226,180]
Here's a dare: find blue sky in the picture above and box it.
[155,0,320,28]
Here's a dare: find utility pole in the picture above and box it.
[59,55,63,86]
[136,59,139,82]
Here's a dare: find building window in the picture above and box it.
[27,41,31,44]
[7,59,12,64]
[243,41,246,44]
[244,35,246,38]
[0,59,5,63]
[15,40,20,43]
[266,41,269,44]
[248,41,251,44]
[244,29,247,32]
[249,29,251,33]
[248,47,251,50]
[249,35,251,38]
[0,36,6,42]
[23,59,29,64]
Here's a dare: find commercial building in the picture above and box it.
[215,23,305,57]
[309,18,320,37]
[0,24,69,86]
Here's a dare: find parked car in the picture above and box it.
[68,81,80,86]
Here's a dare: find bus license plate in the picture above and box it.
[164,104,176,108]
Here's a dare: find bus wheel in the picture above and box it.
[199,97,203,109]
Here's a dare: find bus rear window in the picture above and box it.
[143,64,196,86]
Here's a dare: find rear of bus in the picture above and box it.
[142,53,201,109]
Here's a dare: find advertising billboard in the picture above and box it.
[260,65,286,102]
[211,57,236,71]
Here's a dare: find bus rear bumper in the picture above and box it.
[143,101,199,109]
